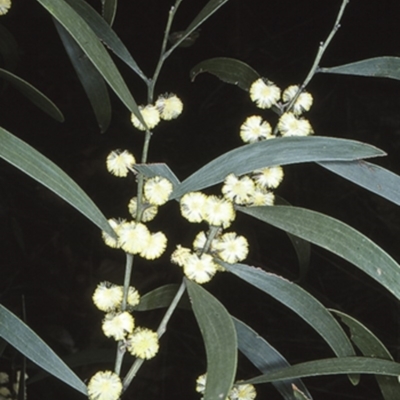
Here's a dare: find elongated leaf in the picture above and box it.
[134,284,191,311]
[331,310,398,400]
[319,57,400,80]
[239,206,400,301]
[191,57,259,90]
[134,163,181,189]
[0,24,20,71]
[172,137,385,199]
[64,0,145,79]
[36,0,143,123]
[221,262,355,359]
[54,20,111,132]
[0,304,87,395]
[245,357,400,385]
[0,127,116,237]
[0,68,64,122]
[185,279,237,400]
[233,317,312,400]
[319,160,400,206]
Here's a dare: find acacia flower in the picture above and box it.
[282,85,313,114]
[101,218,123,249]
[131,105,160,131]
[229,384,257,400]
[249,78,281,109]
[239,115,272,144]
[139,231,167,260]
[156,93,183,120]
[215,232,249,264]
[0,387,11,399]
[144,176,173,206]
[106,150,135,177]
[252,166,284,189]
[102,311,134,341]
[195,373,206,393]
[222,174,255,205]
[171,245,192,267]
[127,286,141,307]
[249,187,275,206]
[192,231,219,254]
[118,222,151,254]
[93,282,123,312]
[87,371,122,400]
[0,0,11,15]
[0,372,9,384]
[128,197,158,222]
[203,196,236,228]
[183,253,218,284]
[127,327,159,359]
[278,112,313,137]
[180,192,207,223]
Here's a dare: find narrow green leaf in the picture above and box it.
[221,263,355,358]
[239,206,400,301]
[0,23,20,71]
[134,284,191,311]
[190,57,260,90]
[0,304,87,395]
[319,160,400,206]
[319,57,400,81]
[101,0,117,26]
[172,137,385,199]
[331,310,398,400]
[36,0,143,122]
[0,127,116,237]
[244,357,400,385]
[134,163,181,189]
[233,317,312,400]
[64,0,145,79]
[185,279,237,400]
[0,68,64,122]
[54,20,111,132]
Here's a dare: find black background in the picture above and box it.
[1,0,400,399]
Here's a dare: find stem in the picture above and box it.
[287,0,349,111]
[122,281,186,390]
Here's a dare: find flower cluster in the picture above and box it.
[196,373,256,400]
[0,371,28,400]
[0,0,11,16]
[241,79,314,143]
[131,93,183,131]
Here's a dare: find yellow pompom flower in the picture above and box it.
[87,371,122,400]
[127,327,159,359]
[102,311,134,341]
[183,253,218,284]
[249,187,275,206]
[171,245,192,267]
[229,383,257,400]
[282,85,313,115]
[249,78,281,109]
[222,174,255,205]
[139,231,167,260]
[239,115,272,144]
[131,105,160,131]
[127,286,141,307]
[252,166,284,189]
[195,373,207,393]
[144,176,173,206]
[180,192,207,223]
[128,197,158,222]
[203,196,236,228]
[118,222,151,254]
[0,0,11,15]
[215,232,249,264]
[93,282,123,312]
[106,150,136,177]
[278,112,313,137]
[156,93,183,120]
[101,218,123,249]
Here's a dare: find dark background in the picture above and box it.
[1,0,400,399]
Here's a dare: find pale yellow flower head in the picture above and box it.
[101,218,123,249]
[252,166,284,189]
[180,191,207,223]
[87,371,122,400]
[144,176,173,206]
[215,232,249,264]
[128,197,158,222]
[203,196,236,228]
[102,311,135,341]
[0,372,9,385]
[171,245,192,267]
[127,286,141,308]
[139,231,167,260]
[156,93,183,120]
[222,174,255,205]
[118,221,151,254]
[240,115,272,144]
[282,85,313,115]
[229,383,257,400]
[93,282,123,312]
[278,112,313,137]
[131,104,160,131]
[250,78,281,109]
[127,327,159,359]
[0,0,11,16]
[0,387,11,398]
[249,187,275,206]
[183,252,218,284]
[106,150,135,177]
[195,373,207,393]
